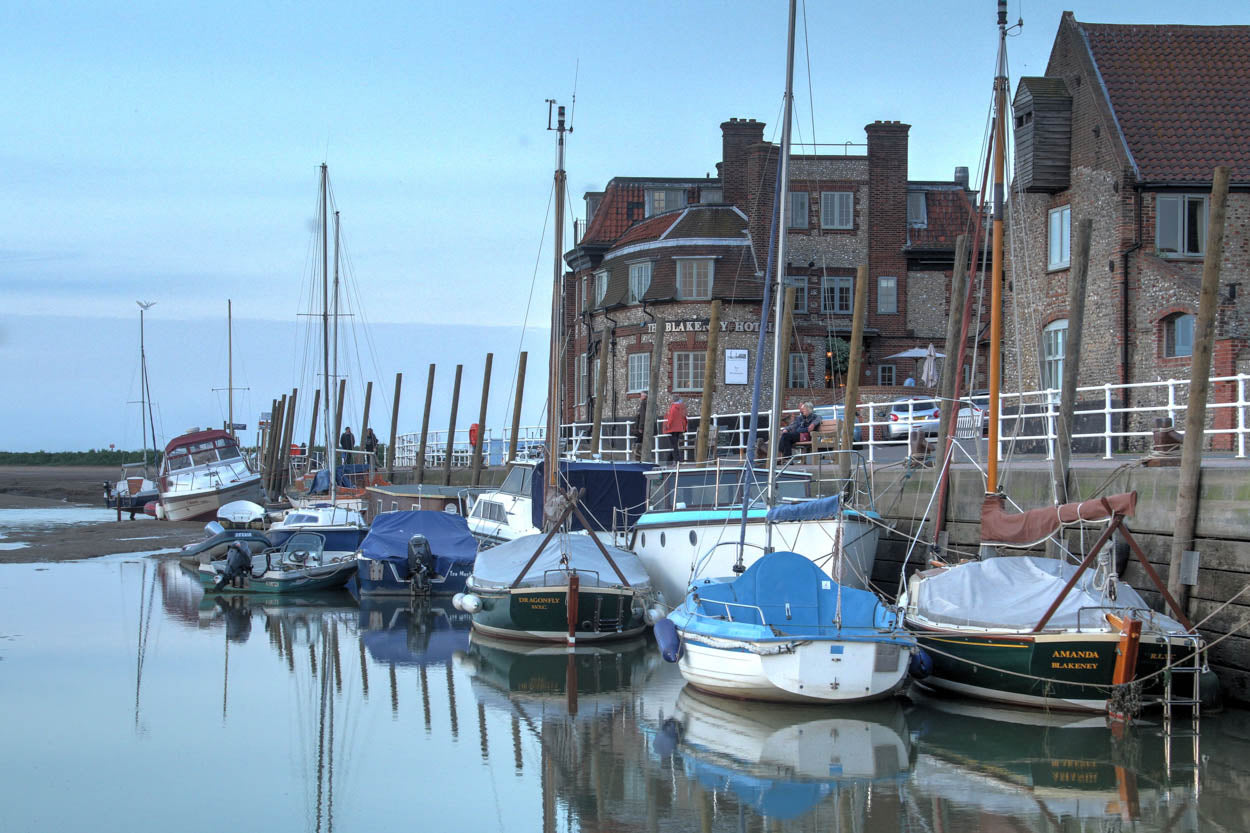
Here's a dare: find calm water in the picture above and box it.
[2,553,1249,833]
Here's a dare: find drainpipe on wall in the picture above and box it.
[1120,185,1143,451]
[603,312,618,421]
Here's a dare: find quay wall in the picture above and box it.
[872,464,1250,705]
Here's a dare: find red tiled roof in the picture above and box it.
[580,183,646,245]
[612,212,681,248]
[1079,20,1250,182]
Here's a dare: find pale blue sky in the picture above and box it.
[3,1,1246,450]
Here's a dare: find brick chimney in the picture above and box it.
[866,120,910,270]
[721,118,766,210]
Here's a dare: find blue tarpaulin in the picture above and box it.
[358,510,478,579]
[309,464,371,494]
[531,460,654,532]
[765,494,840,524]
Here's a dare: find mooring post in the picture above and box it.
[386,372,402,481]
[415,364,435,485]
[267,395,286,498]
[696,300,721,462]
[306,388,321,470]
[840,265,869,481]
[1169,166,1230,612]
[641,316,665,463]
[931,234,971,546]
[471,353,493,485]
[334,378,346,447]
[277,387,298,495]
[361,380,373,466]
[443,364,463,486]
[508,352,527,464]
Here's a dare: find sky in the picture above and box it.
[3,0,1247,451]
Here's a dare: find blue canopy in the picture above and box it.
[359,510,478,579]
[309,463,371,494]
[531,460,654,532]
[766,494,840,524]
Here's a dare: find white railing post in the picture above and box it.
[1103,384,1113,460]
[1045,389,1056,462]
[1167,378,1177,428]
[1239,374,1248,459]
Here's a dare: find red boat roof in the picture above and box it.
[164,429,237,454]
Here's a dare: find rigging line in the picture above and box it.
[505,181,555,433]
[800,0,817,151]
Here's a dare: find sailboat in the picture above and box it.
[108,302,161,517]
[899,1,1208,715]
[659,0,915,704]
[453,102,656,643]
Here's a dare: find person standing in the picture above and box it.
[339,426,355,466]
[664,396,688,464]
[363,428,379,467]
[631,393,649,460]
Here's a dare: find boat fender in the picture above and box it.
[451,593,466,611]
[148,501,163,519]
[459,594,482,614]
[908,649,933,680]
[1200,669,1223,710]
[644,607,666,626]
[654,617,682,662]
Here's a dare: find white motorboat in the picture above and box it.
[158,429,264,522]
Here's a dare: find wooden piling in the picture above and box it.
[840,265,869,480]
[415,364,435,485]
[334,378,346,444]
[386,372,402,480]
[471,353,493,485]
[307,388,321,463]
[361,380,373,455]
[641,316,665,463]
[267,395,286,498]
[277,387,298,495]
[935,234,970,472]
[508,352,527,464]
[443,364,463,486]
[696,300,721,462]
[589,336,608,458]
[1169,166,1230,611]
[1052,219,1093,505]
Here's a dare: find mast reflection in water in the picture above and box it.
[0,556,1236,832]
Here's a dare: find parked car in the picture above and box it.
[887,398,941,440]
[812,405,863,445]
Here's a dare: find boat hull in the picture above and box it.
[355,557,473,596]
[162,476,265,522]
[910,624,1197,712]
[468,584,647,643]
[198,559,356,594]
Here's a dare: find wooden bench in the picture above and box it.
[791,421,844,461]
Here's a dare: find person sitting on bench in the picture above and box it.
[778,401,822,459]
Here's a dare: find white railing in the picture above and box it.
[386,374,1250,468]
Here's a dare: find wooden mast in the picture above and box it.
[320,164,336,501]
[986,0,1009,494]
[544,101,570,529]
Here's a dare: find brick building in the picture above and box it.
[562,117,980,432]
[1005,13,1250,446]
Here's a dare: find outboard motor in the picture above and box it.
[214,541,254,591]
[408,534,434,594]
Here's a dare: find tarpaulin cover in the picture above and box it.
[980,492,1136,548]
[469,532,651,589]
[357,600,471,666]
[766,494,840,524]
[358,510,478,579]
[913,555,1187,632]
[309,464,371,494]
[530,460,653,532]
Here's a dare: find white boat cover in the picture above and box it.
[914,555,1187,632]
[469,533,651,590]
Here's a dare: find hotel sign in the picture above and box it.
[645,318,774,334]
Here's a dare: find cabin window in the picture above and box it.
[593,269,609,306]
[907,191,927,228]
[628,261,652,303]
[499,465,532,496]
[821,276,853,314]
[820,191,854,230]
[784,275,807,313]
[673,351,705,392]
[645,188,686,217]
[1042,319,1068,390]
[877,276,898,314]
[217,444,241,460]
[627,353,650,393]
[168,452,191,471]
[473,500,507,523]
[1048,205,1071,269]
[192,448,218,466]
[1164,313,1195,358]
[788,191,809,228]
[676,258,713,300]
[878,365,896,386]
[1157,195,1207,257]
[788,353,808,388]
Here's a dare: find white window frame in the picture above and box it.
[575,353,587,404]
[789,191,809,229]
[878,364,896,386]
[1156,194,1208,257]
[821,276,853,314]
[877,276,898,314]
[627,352,650,393]
[645,188,687,217]
[1048,205,1071,270]
[787,352,808,388]
[820,191,854,230]
[1164,313,1195,358]
[628,261,652,304]
[1042,319,1067,390]
[676,258,714,300]
[907,191,927,228]
[673,351,705,392]
[593,269,609,307]
[784,275,807,313]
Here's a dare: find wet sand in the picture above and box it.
[0,466,208,563]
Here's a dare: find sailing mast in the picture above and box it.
[986,0,1009,495]
[544,101,570,530]
[227,299,234,441]
[331,209,342,505]
[320,164,336,502]
[137,300,157,475]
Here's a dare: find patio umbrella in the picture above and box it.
[919,343,939,388]
[884,347,945,360]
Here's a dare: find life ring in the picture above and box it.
[469,423,480,447]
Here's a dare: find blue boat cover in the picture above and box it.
[531,460,654,532]
[309,464,371,494]
[358,510,478,579]
[686,550,900,636]
[765,494,840,524]
[358,600,471,666]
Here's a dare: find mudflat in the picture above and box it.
[0,465,208,563]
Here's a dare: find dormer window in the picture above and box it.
[676,258,713,300]
[593,269,609,307]
[628,262,652,303]
[907,191,927,228]
[645,188,687,217]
